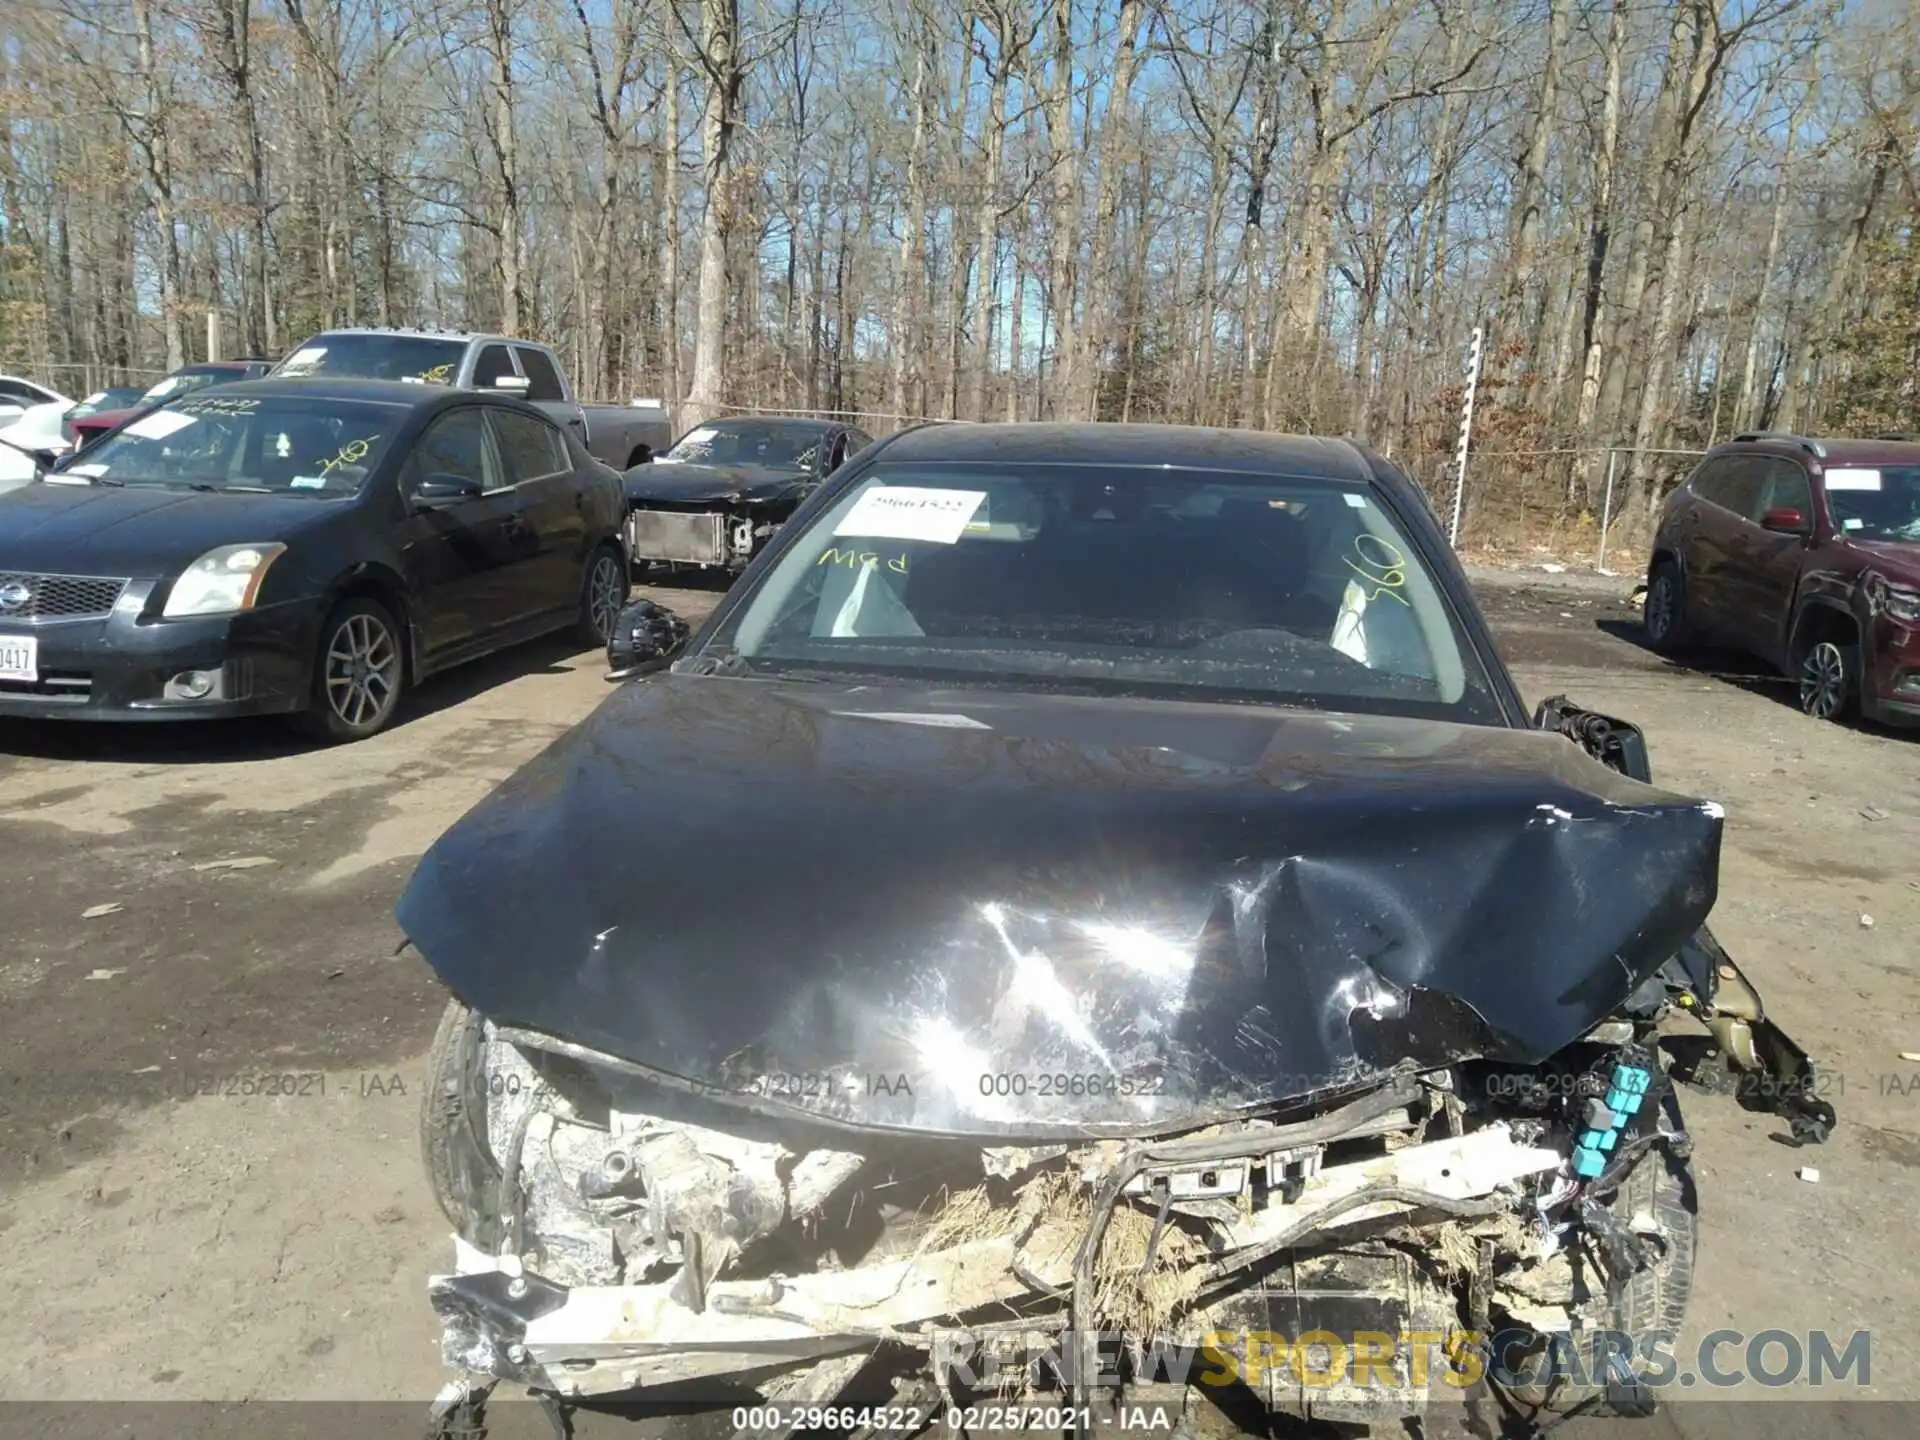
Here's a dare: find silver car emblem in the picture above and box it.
[0,581,30,611]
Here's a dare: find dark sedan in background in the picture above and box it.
[622,414,872,573]
[0,379,629,742]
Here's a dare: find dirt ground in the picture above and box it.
[0,569,1915,1438]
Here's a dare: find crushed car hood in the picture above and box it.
[622,460,809,506]
[396,675,1724,1139]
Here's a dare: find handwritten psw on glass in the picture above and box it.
[833,487,986,545]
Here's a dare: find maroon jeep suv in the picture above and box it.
[1642,431,1920,725]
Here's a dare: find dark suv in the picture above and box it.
[1642,431,1920,724]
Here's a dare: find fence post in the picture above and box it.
[1449,325,1483,547]
[1597,448,1619,572]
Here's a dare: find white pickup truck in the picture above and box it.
[270,328,672,468]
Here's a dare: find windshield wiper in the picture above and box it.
[165,481,273,493]
[680,646,753,677]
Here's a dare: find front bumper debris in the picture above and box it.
[431,1109,1553,1400]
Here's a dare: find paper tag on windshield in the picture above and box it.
[290,476,326,489]
[834,487,986,544]
[123,410,198,440]
[679,427,717,446]
[67,463,109,477]
[145,376,179,396]
[280,346,327,373]
[1825,467,1882,491]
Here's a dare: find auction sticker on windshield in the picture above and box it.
[0,634,37,684]
[123,410,198,441]
[1825,468,1882,491]
[834,486,986,544]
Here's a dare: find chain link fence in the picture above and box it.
[1420,444,1710,573]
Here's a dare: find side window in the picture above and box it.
[1688,459,1732,507]
[472,345,517,389]
[1723,457,1770,521]
[488,408,569,484]
[827,433,847,471]
[407,408,502,493]
[1758,459,1812,519]
[1695,457,1764,517]
[514,347,565,402]
[847,429,874,455]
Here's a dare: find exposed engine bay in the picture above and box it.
[425,957,1828,1438]
[625,504,779,571]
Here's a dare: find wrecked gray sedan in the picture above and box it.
[397,424,1833,1438]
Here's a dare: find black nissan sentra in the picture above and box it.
[397,423,1834,1437]
[0,379,629,742]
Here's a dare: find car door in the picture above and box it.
[1683,456,1765,639]
[1724,457,1815,664]
[486,405,586,618]
[396,406,538,658]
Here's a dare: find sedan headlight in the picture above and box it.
[1887,585,1920,623]
[162,543,288,618]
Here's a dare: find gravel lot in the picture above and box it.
[0,570,1914,1438]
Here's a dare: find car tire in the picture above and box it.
[1797,637,1858,722]
[1641,561,1692,652]
[420,996,504,1250]
[1498,1090,1698,1417]
[294,596,407,743]
[577,542,629,647]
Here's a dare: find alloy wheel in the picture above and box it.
[1644,573,1675,641]
[587,552,626,643]
[324,612,400,730]
[1798,640,1848,720]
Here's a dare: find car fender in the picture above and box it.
[1786,591,1858,656]
[1647,540,1688,586]
[319,558,421,678]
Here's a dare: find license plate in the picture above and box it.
[0,634,37,683]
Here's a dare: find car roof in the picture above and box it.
[294,328,519,345]
[695,415,841,434]
[164,377,473,408]
[876,421,1383,482]
[1712,434,1920,469]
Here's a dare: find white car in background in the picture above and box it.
[0,401,74,492]
[0,376,71,427]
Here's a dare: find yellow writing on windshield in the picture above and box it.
[317,435,379,479]
[817,547,908,573]
[177,396,261,416]
[1342,533,1413,608]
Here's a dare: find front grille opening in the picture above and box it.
[0,572,129,621]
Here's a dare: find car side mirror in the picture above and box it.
[1761,506,1809,535]
[413,472,484,504]
[1532,695,1653,784]
[491,374,531,394]
[606,598,690,680]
